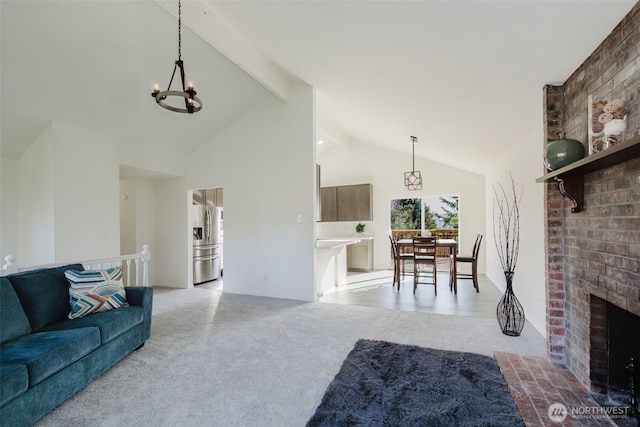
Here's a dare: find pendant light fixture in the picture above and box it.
[151,0,202,114]
[404,136,422,190]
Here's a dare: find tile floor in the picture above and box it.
[320,268,503,318]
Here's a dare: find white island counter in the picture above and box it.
[315,238,360,297]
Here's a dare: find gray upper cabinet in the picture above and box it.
[350,184,372,221]
[320,187,338,222]
[320,183,372,222]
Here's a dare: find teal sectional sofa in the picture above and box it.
[0,264,153,427]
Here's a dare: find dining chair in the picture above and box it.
[451,234,482,292]
[412,236,438,295]
[389,235,400,290]
[396,238,413,281]
[389,235,413,290]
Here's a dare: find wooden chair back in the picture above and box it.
[412,236,437,258]
[472,234,483,259]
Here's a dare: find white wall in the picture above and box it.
[3,121,121,265]
[9,121,121,265]
[17,123,55,265]
[0,158,19,260]
[133,179,157,265]
[119,178,157,286]
[318,139,486,273]
[187,83,316,301]
[154,177,189,288]
[52,122,121,262]
[1,120,187,286]
[119,180,137,255]
[485,125,546,337]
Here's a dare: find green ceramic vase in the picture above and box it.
[544,134,585,171]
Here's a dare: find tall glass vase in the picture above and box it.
[496,271,525,336]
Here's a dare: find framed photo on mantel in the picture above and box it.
[588,83,628,155]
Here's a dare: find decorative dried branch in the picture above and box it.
[492,173,522,273]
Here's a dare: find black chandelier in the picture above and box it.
[151,0,202,114]
[404,136,422,190]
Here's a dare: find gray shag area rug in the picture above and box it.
[307,339,524,427]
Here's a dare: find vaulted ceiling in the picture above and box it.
[1,1,636,176]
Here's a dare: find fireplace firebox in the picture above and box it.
[590,296,640,424]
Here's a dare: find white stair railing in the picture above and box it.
[1,255,17,276]
[1,245,151,287]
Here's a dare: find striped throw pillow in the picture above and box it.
[65,267,128,319]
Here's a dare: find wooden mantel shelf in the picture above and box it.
[536,135,640,213]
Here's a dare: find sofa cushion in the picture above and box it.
[0,277,32,344]
[41,306,143,344]
[8,263,84,331]
[65,267,128,319]
[0,327,100,386]
[0,364,28,406]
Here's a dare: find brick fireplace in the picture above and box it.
[542,1,640,404]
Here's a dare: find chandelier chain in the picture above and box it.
[177,0,182,60]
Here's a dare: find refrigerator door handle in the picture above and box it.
[204,208,210,242]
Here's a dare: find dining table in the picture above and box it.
[396,238,459,294]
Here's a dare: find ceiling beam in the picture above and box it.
[153,0,290,103]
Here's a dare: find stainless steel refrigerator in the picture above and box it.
[193,188,222,284]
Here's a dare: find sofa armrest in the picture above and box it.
[125,286,152,308]
[125,287,153,341]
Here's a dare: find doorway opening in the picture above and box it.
[192,187,223,287]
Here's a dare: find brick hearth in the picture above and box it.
[496,352,618,426]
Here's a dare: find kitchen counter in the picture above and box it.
[315,238,361,298]
[315,238,361,249]
[316,236,374,273]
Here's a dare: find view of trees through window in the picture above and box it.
[390,196,459,232]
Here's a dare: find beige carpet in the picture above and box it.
[35,286,546,427]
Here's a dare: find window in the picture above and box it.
[390,195,459,241]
